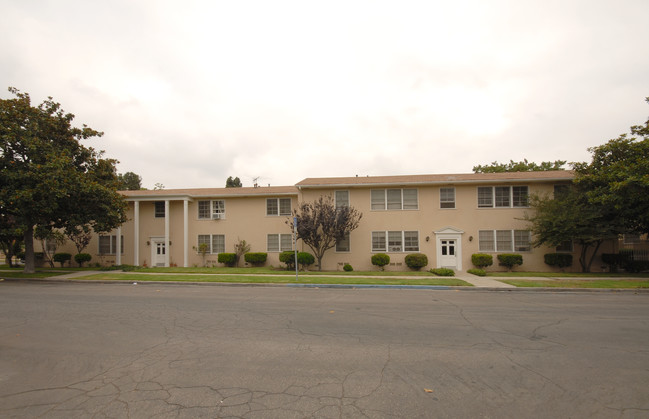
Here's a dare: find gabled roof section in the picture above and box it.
[121,186,298,201]
[296,171,575,188]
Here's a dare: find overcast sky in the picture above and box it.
[2,0,648,189]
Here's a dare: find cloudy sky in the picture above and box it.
[2,0,648,189]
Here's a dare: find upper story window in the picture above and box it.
[335,190,349,209]
[198,200,226,219]
[440,187,455,209]
[154,201,165,218]
[266,198,292,216]
[371,189,418,210]
[623,234,645,244]
[477,186,528,208]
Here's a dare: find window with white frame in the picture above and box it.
[556,240,573,252]
[198,200,225,219]
[335,190,349,209]
[440,187,455,209]
[98,235,124,255]
[371,189,418,210]
[267,234,292,252]
[478,186,529,208]
[266,198,291,216]
[624,234,644,244]
[478,230,531,252]
[154,201,165,218]
[196,234,225,254]
[372,231,419,252]
[336,232,350,252]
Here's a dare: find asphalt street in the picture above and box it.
[1,282,648,418]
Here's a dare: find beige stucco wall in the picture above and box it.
[298,182,581,272]
[46,177,623,273]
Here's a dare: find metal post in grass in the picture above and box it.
[293,216,298,281]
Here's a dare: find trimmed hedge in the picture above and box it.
[53,252,72,267]
[296,252,315,268]
[218,252,237,266]
[244,252,267,265]
[467,268,487,276]
[498,254,523,270]
[343,263,353,272]
[279,251,296,269]
[371,253,390,270]
[471,253,493,269]
[430,267,454,276]
[544,253,573,268]
[405,253,428,270]
[74,253,92,267]
[603,251,649,273]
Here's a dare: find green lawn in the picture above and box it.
[80,273,471,286]
[0,270,71,278]
[134,266,436,276]
[500,279,649,288]
[488,271,649,278]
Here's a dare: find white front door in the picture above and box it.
[434,227,464,271]
[439,239,457,268]
[151,238,166,267]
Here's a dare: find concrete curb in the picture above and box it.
[2,277,649,293]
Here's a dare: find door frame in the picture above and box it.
[434,226,464,271]
[150,236,166,267]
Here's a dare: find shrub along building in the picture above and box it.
[46,171,645,272]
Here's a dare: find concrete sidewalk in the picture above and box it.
[452,270,516,288]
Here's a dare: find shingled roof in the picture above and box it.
[295,171,575,188]
[120,185,298,199]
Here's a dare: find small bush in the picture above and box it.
[497,254,523,271]
[544,253,573,268]
[405,253,428,270]
[100,264,138,272]
[279,251,296,270]
[244,252,268,265]
[467,268,486,276]
[471,253,493,269]
[430,267,455,276]
[371,253,390,270]
[218,253,237,266]
[74,253,92,267]
[343,263,353,272]
[53,252,72,267]
[296,252,315,269]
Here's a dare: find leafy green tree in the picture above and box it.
[226,176,242,188]
[0,214,23,268]
[287,195,362,271]
[473,159,567,173]
[573,98,649,235]
[0,87,128,273]
[524,186,622,272]
[117,171,143,190]
[66,225,93,254]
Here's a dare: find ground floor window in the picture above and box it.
[197,234,225,254]
[478,230,530,252]
[372,231,419,252]
[267,234,292,252]
[336,233,350,252]
[99,235,124,255]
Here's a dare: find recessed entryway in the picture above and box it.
[434,227,464,271]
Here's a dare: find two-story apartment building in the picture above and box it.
[47,170,628,272]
